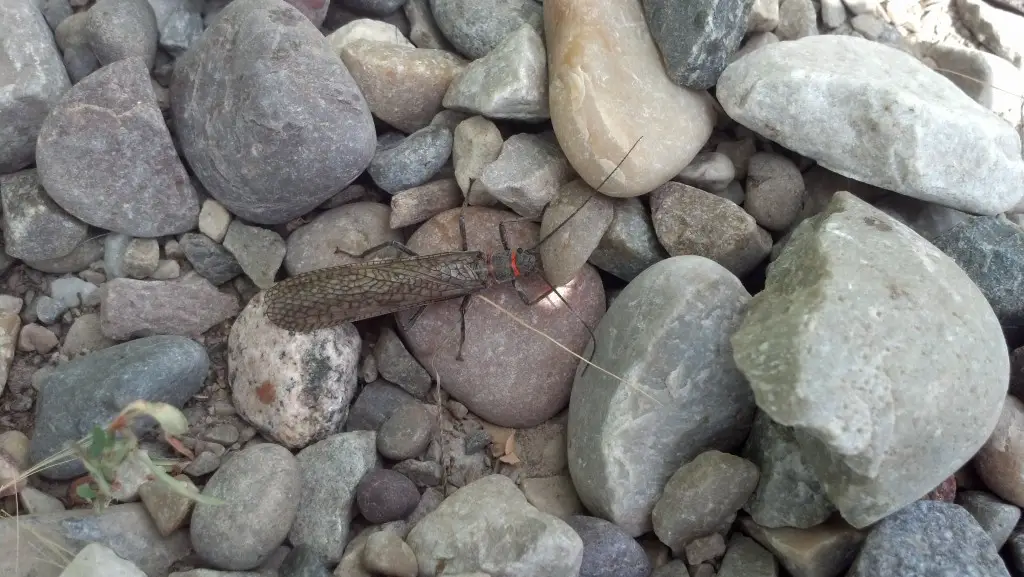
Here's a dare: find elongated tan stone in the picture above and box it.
[544,0,717,197]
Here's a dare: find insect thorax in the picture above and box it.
[490,248,540,283]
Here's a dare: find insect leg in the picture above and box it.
[397,305,428,331]
[335,240,420,260]
[498,217,538,251]
[455,295,470,361]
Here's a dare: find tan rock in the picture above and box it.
[390,179,464,229]
[340,40,467,134]
[544,0,717,197]
[539,179,615,286]
[0,311,20,397]
[975,394,1024,507]
[739,516,865,577]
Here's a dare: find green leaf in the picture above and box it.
[137,451,225,506]
[87,426,108,461]
[76,483,96,501]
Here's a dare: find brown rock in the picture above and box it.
[397,207,605,428]
[739,515,865,577]
[975,395,1024,507]
[539,179,615,287]
[340,40,467,134]
[284,201,403,276]
[98,273,240,340]
[390,179,464,229]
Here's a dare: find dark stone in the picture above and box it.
[356,469,420,523]
[429,0,542,59]
[278,545,331,577]
[29,335,210,480]
[368,126,453,194]
[566,515,652,577]
[336,0,408,16]
[85,0,159,68]
[179,232,243,285]
[345,380,418,432]
[55,13,102,83]
[847,500,1010,577]
[170,0,376,225]
[0,169,89,261]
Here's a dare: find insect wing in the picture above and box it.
[263,252,487,332]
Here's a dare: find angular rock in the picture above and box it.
[340,40,466,134]
[442,23,548,121]
[36,57,199,237]
[398,207,605,428]
[374,327,432,398]
[407,474,583,576]
[0,169,88,261]
[568,255,756,536]
[566,515,652,577]
[742,411,835,528]
[430,0,543,59]
[147,0,204,56]
[588,197,668,282]
[957,490,1021,549]
[170,0,376,224]
[404,0,451,50]
[642,0,754,89]
[739,516,865,577]
[717,35,1024,215]
[954,0,1024,68]
[328,18,415,54]
[228,291,361,448]
[290,431,380,563]
[198,199,231,242]
[368,126,453,194]
[0,0,71,173]
[179,232,243,285]
[222,220,286,289]
[191,443,302,571]
[389,178,464,228]
[847,500,1010,577]
[731,191,1009,528]
[85,0,159,68]
[99,272,241,339]
[545,0,717,196]
[452,115,502,201]
[476,133,575,219]
[29,335,209,479]
[283,201,403,276]
[651,181,772,278]
[718,535,778,577]
[932,215,1024,326]
[138,475,197,537]
[538,179,615,287]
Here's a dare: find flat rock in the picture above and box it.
[429,0,543,59]
[442,23,549,121]
[738,516,865,577]
[228,291,361,448]
[389,178,464,228]
[147,0,204,56]
[588,197,668,282]
[191,443,302,571]
[476,132,575,219]
[29,335,209,480]
[846,500,1010,577]
[568,255,756,536]
[339,40,466,134]
[36,57,199,237]
[717,35,1024,215]
[0,169,88,261]
[283,201,402,276]
[406,474,583,576]
[731,191,1009,528]
[170,0,376,224]
[374,326,432,398]
[0,0,71,173]
[545,0,717,197]
[222,220,286,289]
[99,272,241,339]
[327,18,414,54]
[179,232,243,285]
[642,0,753,89]
[290,431,380,563]
[398,207,606,428]
[369,125,453,194]
[538,179,615,287]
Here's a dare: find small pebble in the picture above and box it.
[17,323,59,354]
[377,403,435,460]
[183,451,221,476]
[362,530,419,577]
[676,151,735,192]
[392,459,442,487]
[744,152,806,232]
[198,199,231,243]
[201,423,240,446]
[122,237,160,278]
[356,469,420,523]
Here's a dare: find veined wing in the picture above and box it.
[263,251,488,332]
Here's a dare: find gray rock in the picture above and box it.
[538,179,615,287]
[477,133,575,219]
[121,237,160,279]
[567,255,756,536]
[847,500,1009,577]
[642,0,753,89]
[85,0,159,68]
[652,560,690,577]
[957,490,1021,549]
[718,535,778,577]
[290,431,380,563]
[25,236,103,274]
[731,191,1009,528]
[103,233,132,279]
[0,169,88,261]
[675,151,736,192]
[377,402,434,460]
[565,515,651,577]
[954,0,1024,68]
[222,220,286,289]
[588,197,667,282]
[368,126,453,194]
[407,474,584,576]
[776,0,817,39]
[99,272,241,339]
[41,0,73,30]
[932,215,1024,326]
[404,0,452,50]
[0,0,71,173]
[429,0,543,59]
[651,181,772,279]
[651,451,760,554]
[374,326,432,398]
[393,458,442,487]
[338,0,408,15]
[921,42,1024,132]
[717,35,1024,215]
[179,232,243,285]
[873,193,971,242]
[0,504,191,577]
[278,545,331,577]
[36,57,200,237]
[171,0,377,224]
[452,115,502,201]
[145,0,203,56]
[61,542,147,577]
[283,201,402,276]
[362,530,418,577]
[345,380,419,432]
[55,13,102,83]
[29,335,209,480]
[743,152,805,232]
[50,276,99,309]
[738,516,864,577]
[742,411,835,528]
[192,443,302,570]
[442,23,548,121]
[389,178,464,228]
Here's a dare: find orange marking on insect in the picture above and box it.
[256,381,276,404]
[510,250,520,277]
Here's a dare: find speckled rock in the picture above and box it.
[228,291,361,449]
[283,201,403,277]
[568,256,756,537]
[731,191,1009,528]
[476,132,575,219]
[566,515,651,577]
[588,197,668,282]
[429,0,543,59]
[191,443,302,571]
[368,125,453,194]
[356,469,420,523]
[0,169,88,261]
[974,395,1024,508]
[179,232,243,285]
[957,491,1021,549]
[85,0,159,68]
[99,272,241,339]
